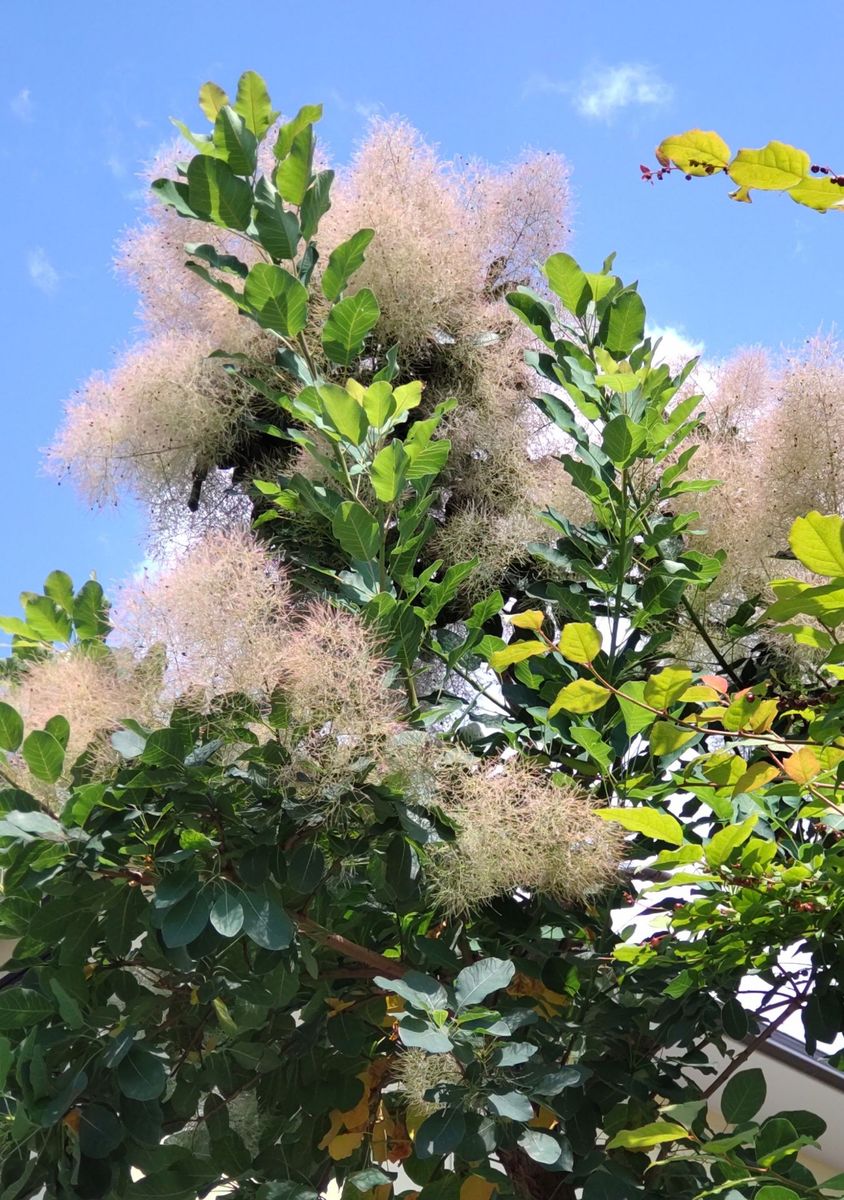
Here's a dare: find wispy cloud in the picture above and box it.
[105,154,127,179]
[328,89,382,123]
[10,87,33,122]
[524,63,672,122]
[27,247,60,295]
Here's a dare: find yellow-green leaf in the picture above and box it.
[361,381,396,427]
[198,81,229,123]
[788,176,844,213]
[728,141,810,192]
[617,681,656,737]
[548,679,611,717]
[644,667,693,710]
[393,380,424,416]
[489,641,549,672]
[678,685,721,703]
[649,721,697,758]
[702,752,746,788]
[558,623,602,664]
[584,272,617,302]
[704,814,757,868]
[509,610,546,632]
[594,372,643,393]
[595,807,683,847]
[656,130,731,175]
[789,512,844,577]
[733,762,780,796]
[606,1121,690,1150]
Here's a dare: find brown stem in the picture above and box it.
[294,914,406,978]
[701,986,809,1101]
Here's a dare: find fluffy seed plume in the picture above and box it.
[5,648,160,780]
[281,602,403,738]
[391,1048,463,1119]
[428,758,622,913]
[684,337,844,604]
[50,332,253,512]
[114,528,291,706]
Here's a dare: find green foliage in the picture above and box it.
[3,70,844,1200]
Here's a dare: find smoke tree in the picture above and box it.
[1,72,844,1200]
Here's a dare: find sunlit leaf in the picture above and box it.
[595,806,683,846]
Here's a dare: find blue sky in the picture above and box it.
[2,1,843,619]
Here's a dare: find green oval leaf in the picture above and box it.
[22,729,65,783]
[186,154,252,230]
[244,263,309,336]
[117,1045,167,1101]
[322,289,381,366]
[241,887,294,950]
[0,702,23,752]
[454,958,515,1009]
[161,889,211,948]
[210,884,245,938]
[331,501,380,562]
[789,512,844,577]
[78,1103,125,1158]
[415,1109,466,1159]
[0,988,55,1030]
[720,1067,766,1124]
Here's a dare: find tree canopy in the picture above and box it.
[2,72,844,1200]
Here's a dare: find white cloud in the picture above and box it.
[525,64,672,122]
[27,247,59,295]
[647,323,703,364]
[648,323,717,397]
[105,154,126,179]
[574,64,672,121]
[10,87,32,121]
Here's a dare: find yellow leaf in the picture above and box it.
[489,640,549,672]
[326,1131,366,1161]
[733,762,780,796]
[559,622,602,664]
[345,379,365,401]
[690,706,733,725]
[729,141,810,192]
[198,81,229,122]
[325,997,356,1017]
[548,679,611,717]
[529,1105,559,1130]
[788,176,844,212]
[62,1108,81,1133]
[212,996,237,1033]
[783,746,821,785]
[656,130,731,175]
[729,186,753,204]
[461,1178,496,1200]
[677,685,720,703]
[509,609,546,632]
